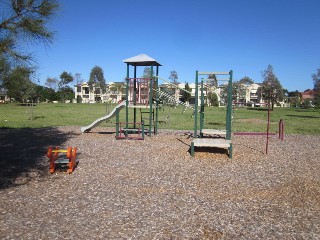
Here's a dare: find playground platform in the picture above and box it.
[201,129,226,137]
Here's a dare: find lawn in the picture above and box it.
[0,103,319,134]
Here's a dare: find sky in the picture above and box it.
[31,0,320,92]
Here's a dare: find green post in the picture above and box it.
[191,142,195,157]
[194,71,199,138]
[116,108,119,138]
[226,70,233,140]
[149,66,154,136]
[133,66,137,128]
[126,63,129,131]
[200,79,205,137]
[141,120,145,139]
[229,144,233,159]
[155,66,159,134]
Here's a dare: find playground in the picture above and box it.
[1,126,320,239]
[1,54,320,238]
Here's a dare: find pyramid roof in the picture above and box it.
[123,54,162,66]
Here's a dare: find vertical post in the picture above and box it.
[133,66,137,128]
[149,66,154,136]
[141,120,145,139]
[226,70,233,140]
[200,79,205,137]
[155,66,159,134]
[126,63,129,131]
[266,95,271,154]
[116,108,120,138]
[194,71,199,138]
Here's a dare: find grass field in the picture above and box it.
[0,103,319,134]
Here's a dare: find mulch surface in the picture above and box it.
[1,127,319,239]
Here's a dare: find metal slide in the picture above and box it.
[81,101,126,133]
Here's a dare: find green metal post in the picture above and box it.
[191,142,195,157]
[155,66,159,134]
[194,71,199,138]
[126,63,129,131]
[229,143,233,159]
[141,120,145,140]
[133,66,137,128]
[149,66,154,136]
[116,108,119,138]
[226,70,233,140]
[200,79,205,137]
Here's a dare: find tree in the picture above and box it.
[207,74,218,88]
[312,68,320,107]
[0,56,10,86]
[207,92,219,106]
[59,71,73,88]
[182,82,191,103]
[58,71,74,102]
[142,67,152,78]
[56,86,74,103]
[287,90,300,108]
[230,82,243,103]
[36,85,56,102]
[45,77,59,91]
[260,65,283,110]
[88,66,106,93]
[0,0,59,64]
[74,73,83,85]
[239,76,254,85]
[3,66,36,102]
[169,70,178,84]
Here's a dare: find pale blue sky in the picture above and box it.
[32,0,320,91]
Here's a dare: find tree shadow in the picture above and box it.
[0,127,73,189]
[246,107,269,111]
[286,114,320,119]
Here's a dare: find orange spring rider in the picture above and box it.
[47,146,77,174]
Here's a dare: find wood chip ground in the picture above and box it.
[0,127,319,239]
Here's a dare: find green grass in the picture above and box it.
[1,103,319,134]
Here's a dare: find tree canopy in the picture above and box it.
[59,71,73,88]
[207,91,219,106]
[169,70,178,84]
[260,64,283,110]
[207,74,218,88]
[45,77,59,91]
[0,0,59,64]
[89,66,106,93]
[57,71,74,102]
[2,66,36,102]
[239,76,254,85]
[182,82,191,103]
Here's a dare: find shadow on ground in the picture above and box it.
[285,114,320,119]
[0,128,73,189]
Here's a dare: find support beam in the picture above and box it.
[198,71,230,75]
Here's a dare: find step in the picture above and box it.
[201,129,226,136]
[193,138,231,148]
[54,158,69,164]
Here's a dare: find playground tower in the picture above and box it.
[116,54,161,138]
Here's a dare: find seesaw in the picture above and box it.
[47,146,78,174]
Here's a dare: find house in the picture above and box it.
[107,82,126,103]
[299,89,314,104]
[74,80,275,107]
[74,82,108,103]
[74,82,126,103]
[0,88,9,103]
